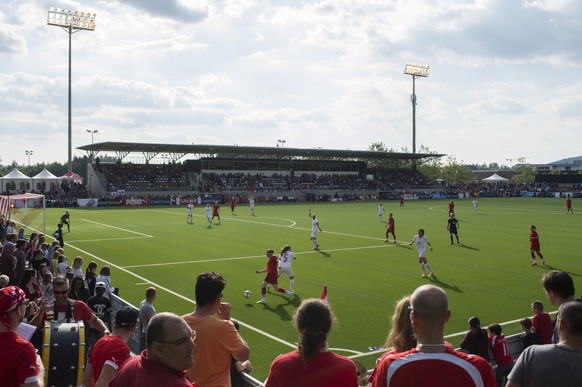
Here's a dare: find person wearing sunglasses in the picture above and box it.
[29,276,109,335]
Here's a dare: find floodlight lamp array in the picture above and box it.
[404,62,429,77]
[47,7,96,30]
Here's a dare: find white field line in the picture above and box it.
[66,236,151,243]
[80,219,154,238]
[155,209,297,227]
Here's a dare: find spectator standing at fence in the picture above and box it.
[86,282,113,356]
[112,312,196,387]
[371,285,495,387]
[460,316,490,362]
[519,318,540,350]
[0,286,45,387]
[84,306,138,387]
[531,300,553,345]
[265,298,358,387]
[506,301,582,387]
[182,272,250,386]
[96,266,116,299]
[542,270,576,343]
[139,287,157,351]
[487,323,513,387]
[86,261,99,296]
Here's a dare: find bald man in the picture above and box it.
[371,285,495,387]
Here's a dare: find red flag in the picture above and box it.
[321,285,327,301]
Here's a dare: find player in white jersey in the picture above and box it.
[308,209,322,250]
[409,228,435,278]
[187,203,194,224]
[249,197,256,216]
[278,245,296,292]
[203,204,212,226]
[472,198,478,214]
[377,203,384,222]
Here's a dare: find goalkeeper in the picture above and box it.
[60,211,70,232]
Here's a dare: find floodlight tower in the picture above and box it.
[404,62,430,158]
[47,7,96,174]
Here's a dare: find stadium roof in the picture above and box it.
[77,142,445,164]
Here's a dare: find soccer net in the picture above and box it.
[0,194,46,235]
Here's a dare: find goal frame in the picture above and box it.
[0,193,46,235]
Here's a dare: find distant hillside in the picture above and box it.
[550,156,582,164]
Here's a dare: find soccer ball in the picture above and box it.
[243,290,252,299]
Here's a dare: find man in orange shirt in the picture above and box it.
[182,272,250,386]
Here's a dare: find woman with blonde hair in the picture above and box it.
[71,256,84,278]
[384,296,416,353]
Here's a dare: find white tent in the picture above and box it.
[482,173,509,182]
[0,168,32,193]
[32,168,60,191]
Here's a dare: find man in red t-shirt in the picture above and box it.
[30,276,109,334]
[529,225,545,266]
[371,285,495,387]
[255,249,293,304]
[84,306,139,387]
[531,300,553,344]
[0,286,44,387]
[488,323,513,387]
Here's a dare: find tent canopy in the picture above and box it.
[33,168,59,180]
[482,173,509,182]
[59,171,82,181]
[0,168,30,180]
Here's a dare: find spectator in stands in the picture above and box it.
[57,255,71,275]
[182,272,250,386]
[86,282,113,357]
[71,256,84,278]
[460,316,490,361]
[487,323,513,387]
[371,285,495,387]
[112,312,196,387]
[230,319,253,387]
[531,300,552,344]
[368,296,415,385]
[507,301,582,387]
[40,272,53,301]
[96,266,116,299]
[13,239,27,285]
[84,306,139,387]
[29,276,110,336]
[85,261,98,296]
[139,287,157,351]
[542,270,576,343]
[69,276,90,303]
[265,298,358,387]
[18,268,42,303]
[0,241,17,285]
[29,249,49,277]
[0,286,44,387]
[0,274,9,289]
[36,263,49,284]
[519,317,540,349]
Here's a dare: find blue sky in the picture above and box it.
[1,0,582,167]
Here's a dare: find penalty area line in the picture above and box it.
[80,219,154,238]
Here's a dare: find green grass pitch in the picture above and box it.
[44,197,580,380]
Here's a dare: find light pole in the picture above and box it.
[25,150,34,166]
[86,129,98,144]
[404,62,429,159]
[277,139,287,147]
[47,7,96,174]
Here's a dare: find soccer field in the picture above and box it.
[43,197,580,380]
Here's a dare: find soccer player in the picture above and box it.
[212,202,221,225]
[60,211,70,232]
[377,203,384,222]
[278,245,296,292]
[204,203,212,226]
[385,213,396,244]
[399,195,404,207]
[187,202,194,224]
[255,249,293,303]
[472,198,478,214]
[230,196,237,214]
[308,209,322,250]
[249,197,256,216]
[447,213,460,244]
[448,200,455,215]
[529,225,545,266]
[409,229,434,278]
[566,195,574,214]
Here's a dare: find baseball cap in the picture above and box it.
[114,306,139,327]
[95,282,106,289]
[3,242,15,249]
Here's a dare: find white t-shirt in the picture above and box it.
[378,205,384,215]
[311,219,320,237]
[249,199,255,209]
[472,200,478,208]
[204,206,212,219]
[413,235,429,257]
[279,251,295,269]
[187,203,194,215]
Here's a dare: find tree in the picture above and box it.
[415,145,443,181]
[443,155,475,183]
[512,157,535,183]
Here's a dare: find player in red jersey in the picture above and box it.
[230,196,237,215]
[255,249,293,304]
[399,195,404,207]
[566,195,574,214]
[371,285,495,387]
[529,225,545,266]
[211,202,221,225]
[448,200,455,215]
[384,213,396,244]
